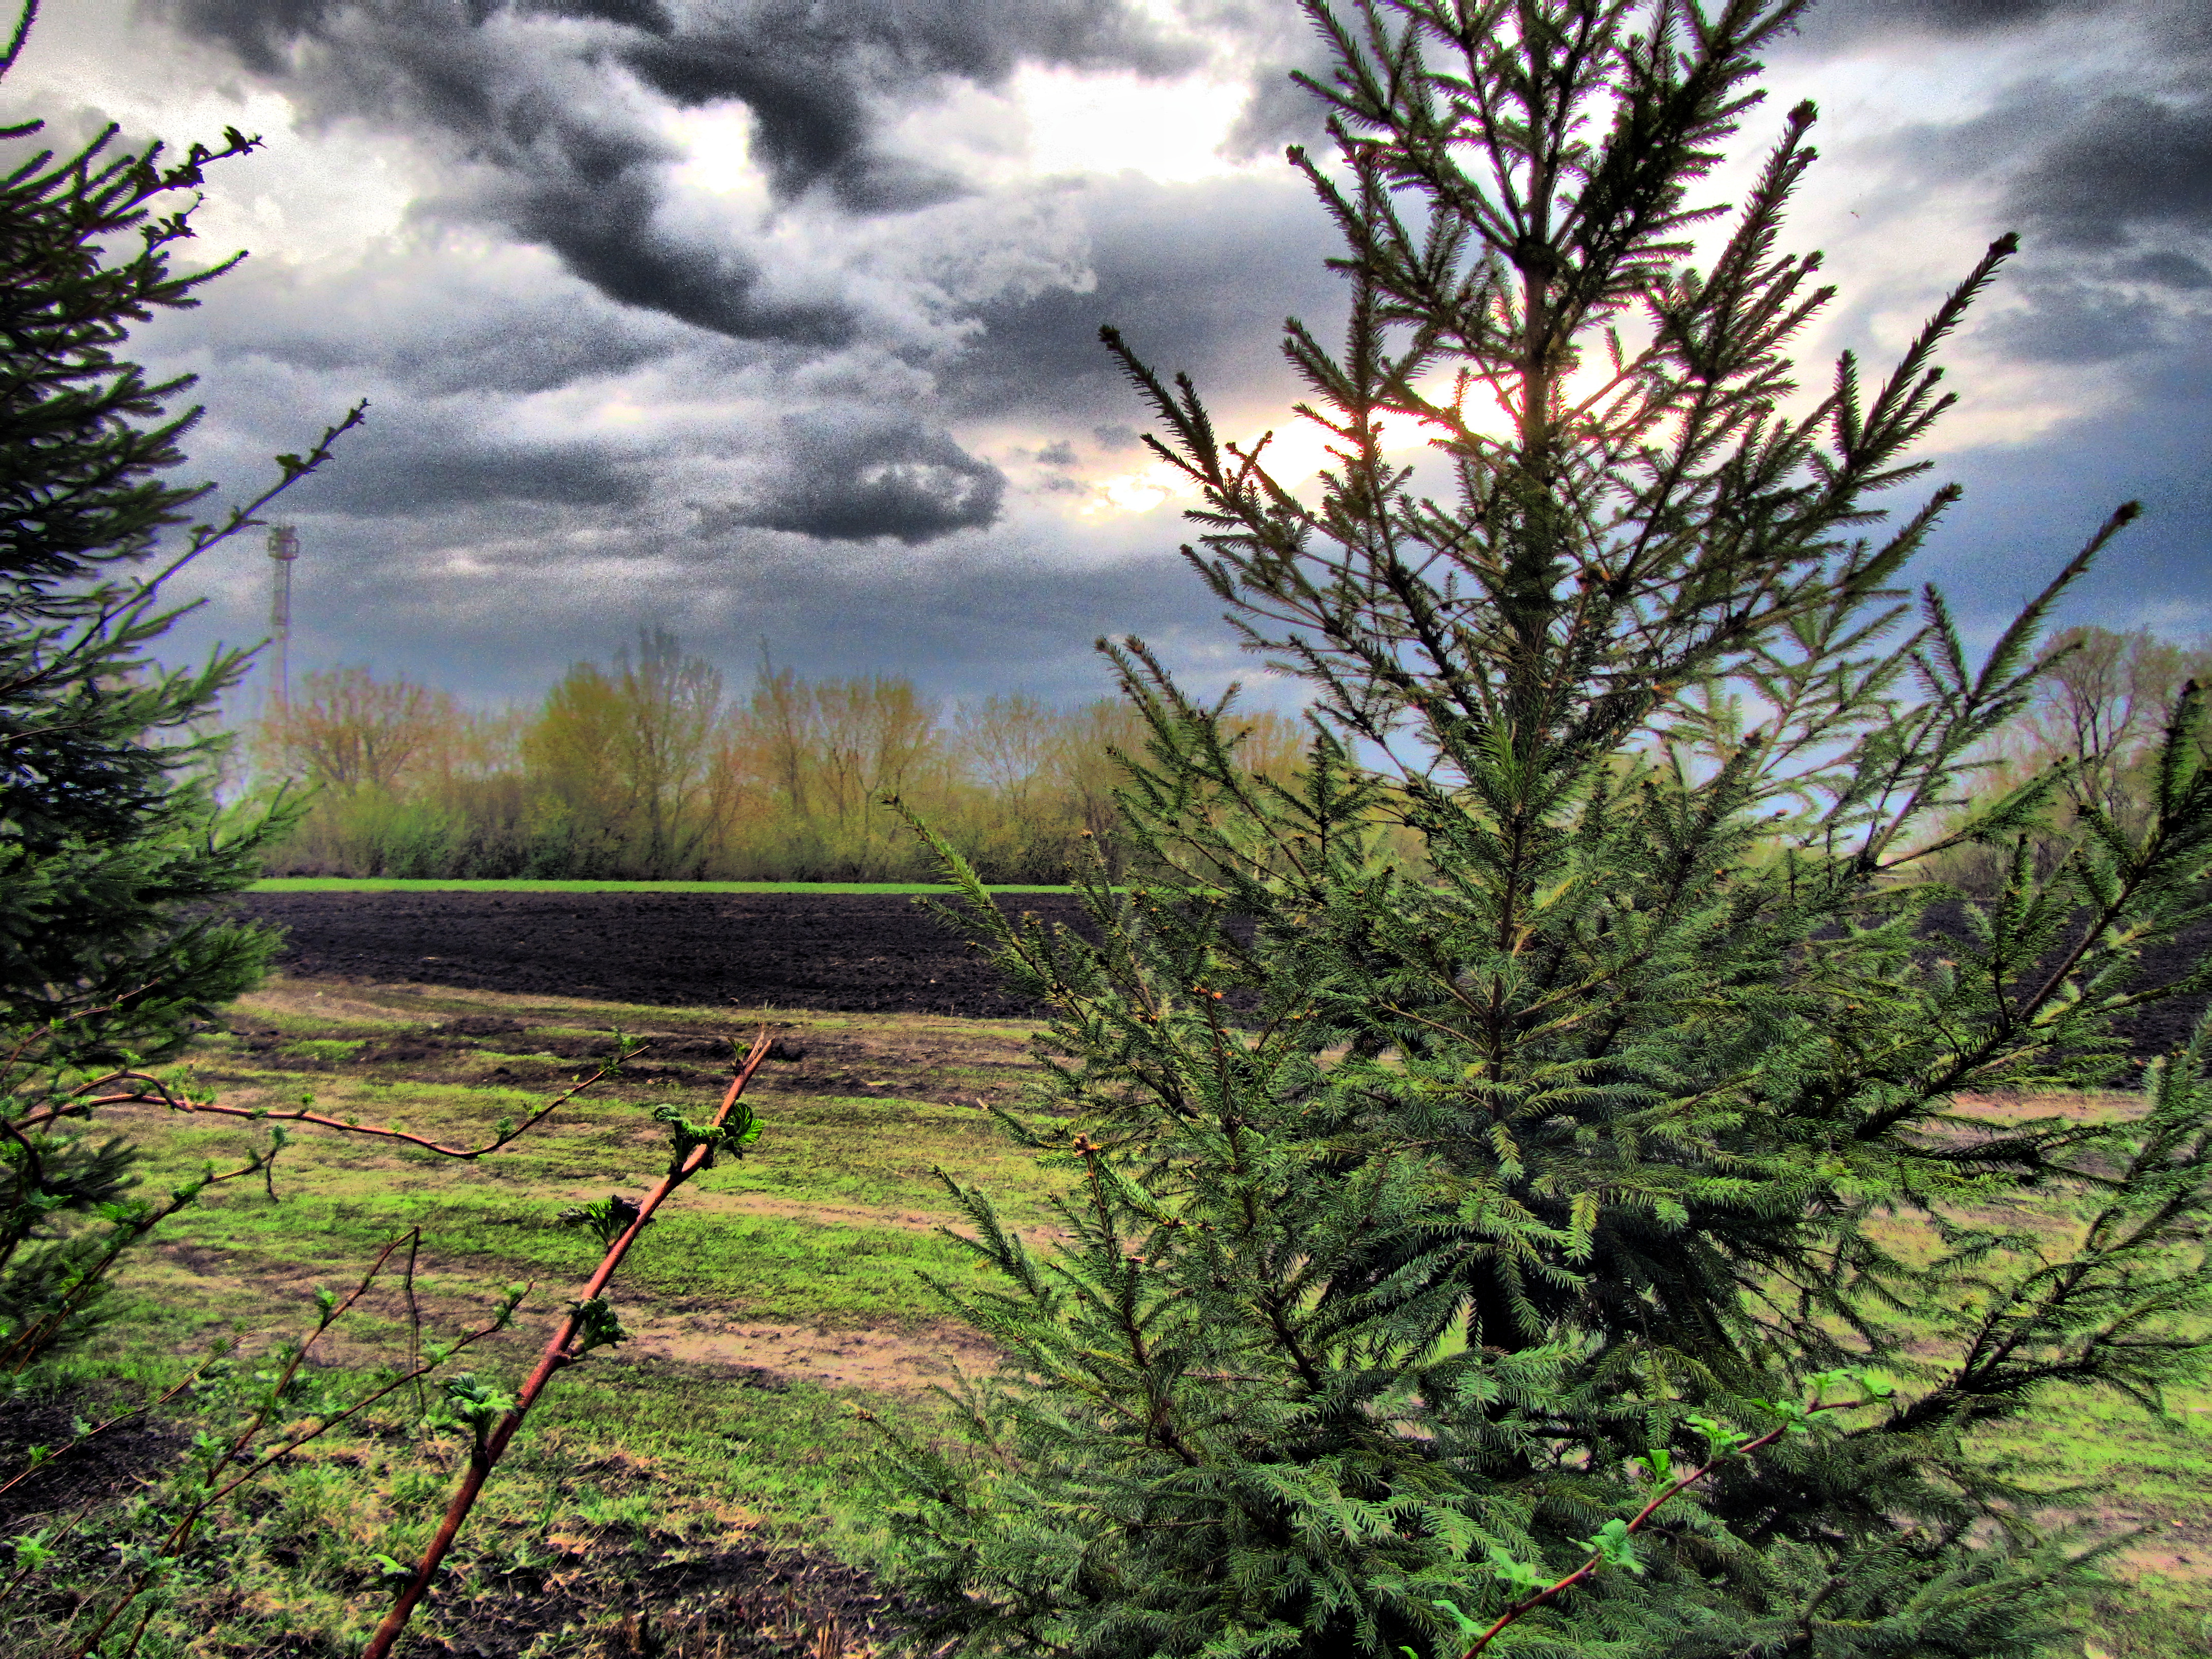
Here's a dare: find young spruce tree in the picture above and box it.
[0,1,358,1367]
[875,3,2212,1655]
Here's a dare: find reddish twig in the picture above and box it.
[360,1029,775,1659]
[1456,1393,1873,1657]
[186,1230,423,1513]
[7,1047,634,1153]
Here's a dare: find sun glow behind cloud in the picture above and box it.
[1012,65,1251,183]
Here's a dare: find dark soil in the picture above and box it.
[206,1002,1048,1117]
[231,890,1094,1019]
[409,1541,923,1659]
[227,889,2208,1064]
[1918,903,2212,1069]
[1,1374,924,1659]
[0,1389,191,1532]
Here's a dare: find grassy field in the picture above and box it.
[11,979,1075,1656]
[246,878,1075,895]
[9,977,2208,1657]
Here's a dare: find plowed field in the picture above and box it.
[230,888,1093,1017]
[227,888,2209,1061]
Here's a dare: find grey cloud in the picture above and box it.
[1888,80,2077,180]
[731,415,1005,544]
[1033,440,1078,466]
[2119,249,2212,288]
[1990,279,2172,363]
[527,0,675,34]
[620,33,969,215]
[620,0,1195,214]
[170,0,344,75]
[168,0,1196,341]
[172,523,1244,711]
[177,261,690,397]
[1781,0,2124,51]
[1222,63,1330,161]
[1182,1,1332,162]
[1900,334,2212,642]
[481,121,859,344]
[2004,93,2212,249]
[170,0,859,344]
[1821,0,2080,31]
[292,431,649,518]
[1847,20,2212,374]
[946,171,1348,424]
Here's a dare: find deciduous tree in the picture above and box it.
[253,665,455,793]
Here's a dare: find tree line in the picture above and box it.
[238,630,1307,882]
[1929,622,2212,889]
[240,620,2209,888]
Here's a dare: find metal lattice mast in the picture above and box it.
[267,524,300,709]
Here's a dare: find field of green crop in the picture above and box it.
[11,975,2207,1657]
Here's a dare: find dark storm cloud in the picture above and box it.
[1782,0,2124,50]
[1835,2,2212,365]
[1988,280,2170,363]
[732,415,1005,544]
[1222,63,1330,159]
[2004,94,2212,250]
[946,171,1348,426]
[2119,250,2212,288]
[1814,0,2080,32]
[1901,332,2212,642]
[296,432,649,518]
[175,260,690,398]
[173,0,343,74]
[621,1,1194,214]
[484,121,859,345]
[528,0,675,33]
[170,0,863,345]
[168,0,1195,336]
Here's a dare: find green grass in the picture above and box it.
[248,877,1074,894]
[121,1076,1068,1331]
[13,1328,903,1657]
[3,993,1061,1654]
[280,1038,368,1061]
[14,985,2208,1659]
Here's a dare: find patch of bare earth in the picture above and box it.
[623,1313,1002,1392]
[134,1231,1003,1399]
[215,977,1046,1115]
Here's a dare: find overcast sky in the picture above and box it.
[19,0,2211,713]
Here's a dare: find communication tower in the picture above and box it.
[267,524,300,709]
